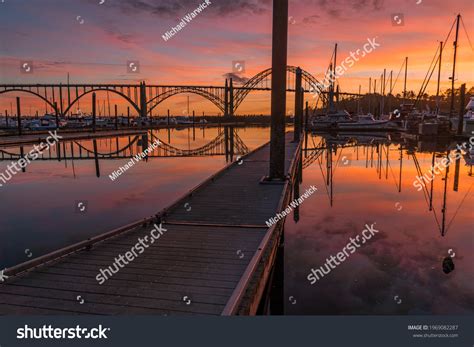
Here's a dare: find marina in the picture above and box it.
[0,0,472,321]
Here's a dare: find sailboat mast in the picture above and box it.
[403,57,408,101]
[368,77,372,114]
[436,41,443,114]
[357,84,361,115]
[449,14,461,117]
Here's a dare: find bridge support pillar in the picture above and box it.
[229,78,234,117]
[92,92,96,133]
[140,82,147,125]
[115,104,118,130]
[54,102,59,130]
[59,84,64,116]
[16,97,22,136]
[268,0,288,181]
[294,67,303,142]
[304,101,309,130]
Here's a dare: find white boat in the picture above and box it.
[310,110,353,129]
[175,116,194,125]
[311,111,396,131]
[338,114,396,130]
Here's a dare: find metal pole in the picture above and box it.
[268,0,288,180]
[403,57,408,101]
[357,85,361,115]
[450,14,461,118]
[368,77,371,115]
[436,41,443,114]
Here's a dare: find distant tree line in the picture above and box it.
[318,85,473,116]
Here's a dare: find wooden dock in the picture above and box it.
[0,133,300,315]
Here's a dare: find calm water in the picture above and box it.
[0,126,270,268]
[1,128,472,316]
[284,132,473,315]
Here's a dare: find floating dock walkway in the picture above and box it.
[0,133,300,315]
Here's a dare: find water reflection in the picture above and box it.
[0,126,269,268]
[285,131,473,315]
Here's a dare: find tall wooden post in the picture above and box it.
[268,0,288,180]
[92,92,97,133]
[457,84,466,135]
[93,139,100,177]
[294,67,302,142]
[16,97,22,135]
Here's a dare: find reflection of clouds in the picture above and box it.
[286,209,474,314]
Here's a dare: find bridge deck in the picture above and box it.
[0,133,299,315]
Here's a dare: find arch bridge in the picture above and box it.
[0,66,359,118]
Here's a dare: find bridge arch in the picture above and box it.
[233,65,328,112]
[63,88,141,115]
[0,89,56,112]
[147,87,224,115]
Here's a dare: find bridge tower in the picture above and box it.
[224,79,229,117]
[140,82,147,122]
[229,78,234,117]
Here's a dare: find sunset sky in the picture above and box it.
[0,0,473,115]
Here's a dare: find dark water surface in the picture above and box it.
[284,132,473,315]
[1,128,472,316]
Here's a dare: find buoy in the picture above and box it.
[442,257,455,274]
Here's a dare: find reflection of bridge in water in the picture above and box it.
[0,128,249,161]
